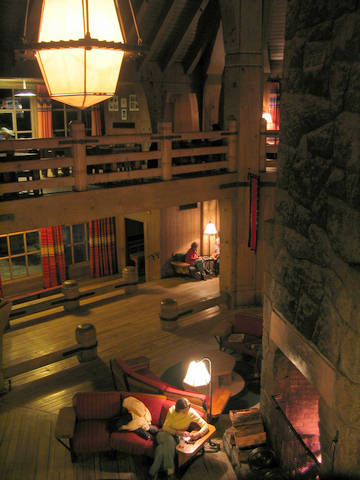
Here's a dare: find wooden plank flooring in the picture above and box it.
[0,276,262,479]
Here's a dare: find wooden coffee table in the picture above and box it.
[176,424,216,468]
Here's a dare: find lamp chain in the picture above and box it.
[128,0,142,45]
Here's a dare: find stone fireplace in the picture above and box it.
[261,1,360,477]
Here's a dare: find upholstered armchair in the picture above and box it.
[109,356,209,415]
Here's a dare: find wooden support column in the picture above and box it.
[158,122,172,181]
[226,117,238,172]
[71,121,87,192]
[220,0,264,306]
[0,300,11,393]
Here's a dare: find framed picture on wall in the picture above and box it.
[120,97,127,108]
[129,94,139,111]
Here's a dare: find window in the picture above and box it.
[0,230,42,280]
[0,89,34,139]
[62,224,89,265]
[52,101,92,137]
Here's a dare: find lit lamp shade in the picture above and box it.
[35,0,125,109]
[204,222,217,235]
[183,360,210,387]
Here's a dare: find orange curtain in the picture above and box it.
[37,84,53,138]
[91,105,102,136]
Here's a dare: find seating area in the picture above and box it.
[55,390,215,472]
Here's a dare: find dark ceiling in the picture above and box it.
[0,0,287,79]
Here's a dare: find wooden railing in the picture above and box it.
[0,120,237,200]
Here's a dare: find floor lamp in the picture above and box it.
[183,357,220,451]
[204,221,217,256]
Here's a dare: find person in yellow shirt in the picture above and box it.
[148,397,209,479]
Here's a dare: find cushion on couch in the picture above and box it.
[74,391,122,420]
[73,419,111,453]
[110,430,155,457]
[123,392,172,426]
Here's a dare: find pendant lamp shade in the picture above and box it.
[35,0,125,109]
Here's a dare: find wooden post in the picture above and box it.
[259,117,267,172]
[62,280,80,311]
[158,122,172,181]
[0,300,11,393]
[75,323,97,362]
[70,121,87,191]
[123,266,138,294]
[160,297,178,331]
[227,117,238,172]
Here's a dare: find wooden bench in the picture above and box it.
[170,253,196,276]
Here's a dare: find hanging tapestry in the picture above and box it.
[248,174,260,251]
[89,217,117,277]
[40,226,66,288]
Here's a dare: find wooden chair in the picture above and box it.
[214,313,263,359]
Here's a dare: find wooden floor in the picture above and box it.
[0,276,262,479]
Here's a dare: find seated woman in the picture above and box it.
[185,241,207,280]
[149,397,209,480]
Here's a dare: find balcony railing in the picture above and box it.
[0,120,237,201]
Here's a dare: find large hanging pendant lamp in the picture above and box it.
[23,0,143,109]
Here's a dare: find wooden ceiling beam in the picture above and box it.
[162,0,210,72]
[140,1,181,69]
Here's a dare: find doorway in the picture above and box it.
[125,218,145,283]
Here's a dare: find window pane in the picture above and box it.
[16,110,31,131]
[28,253,42,275]
[10,234,24,255]
[11,256,26,277]
[19,96,31,109]
[0,112,13,132]
[0,258,10,280]
[74,244,86,263]
[62,225,71,244]
[53,109,65,130]
[0,237,8,257]
[64,245,72,265]
[73,224,85,242]
[26,231,40,252]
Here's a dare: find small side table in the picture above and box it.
[176,424,217,468]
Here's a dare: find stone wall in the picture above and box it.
[262,1,360,475]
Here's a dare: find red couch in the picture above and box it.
[55,390,206,462]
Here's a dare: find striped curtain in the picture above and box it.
[89,217,117,277]
[91,105,102,136]
[268,81,280,130]
[37,84,53,138]
[40,226,66,288]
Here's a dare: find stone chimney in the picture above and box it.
[261,1,360,476]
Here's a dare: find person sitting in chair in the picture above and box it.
[185,241,207,280]
[212,236,220,276]
[149,397,209,480]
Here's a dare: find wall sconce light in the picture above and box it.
[262,112,273,129]
[21,0,143,109]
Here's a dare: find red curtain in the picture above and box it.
[91,105,102,136]
[37,84,53,138]
[40,226,66,288]
[89,217,117,277]
[248,175,260,252]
